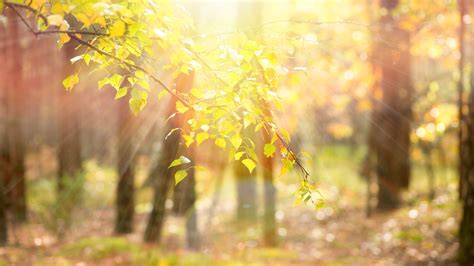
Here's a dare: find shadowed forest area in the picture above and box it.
[0,0,474,265]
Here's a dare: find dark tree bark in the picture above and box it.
[0,18,9,245]
[4,9,27,223]
[459,79,474,263]
[144,73,194,243]
[115,97,135,234]
[458,0,474,263]
[372,0,412,210]
[458,0,469,202]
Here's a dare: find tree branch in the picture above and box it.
[4,1,47,25]
[68,34,190,106]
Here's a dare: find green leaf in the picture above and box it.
[281,159,294,175]
[169,156,191,168]
[115,87,128,99]
[63,74,79,91]
[242,159,256,173]
[174,170,187,185]
[264,143,276,158]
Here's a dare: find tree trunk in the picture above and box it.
[0,19,9,245]
[115,97,135,234]
[53,40,84,237]
[261,123,276,246]
[458,47,474,266]
[58,42,83,190]
[4,9,27,223]
[234,0,262,223]
[458,0,474,262]
[459,84,474,263]
[172,150,199,250]
[144,73,194,243]
[373,0,412,210]
[458,0,469,201]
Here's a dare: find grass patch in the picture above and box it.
[396,229,424,243]
[59,237,139,261]
[134,251,218,266]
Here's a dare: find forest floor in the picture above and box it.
[0,146,461,265]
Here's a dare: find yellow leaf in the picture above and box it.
[59,33,71,45]
[94,16,107,27]
[196,132,209,145]
[174,170,187,185]
[242,159,256,173]
[234,151,245,160]
[169,156,191,168]
[264,143,276,158]
[230,134,242,150]
[176,101,189,113]
[76,13,91,27]
[183,135,194,147]
[51,3,64,14]
[110,20,126,37]
[215,138,226,149]
[115,87,128,99]
[62,74,79,90]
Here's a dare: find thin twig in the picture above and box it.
[37,30,109,36]
[68,34,190,106]
[4,1,47,25]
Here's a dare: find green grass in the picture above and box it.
[59,237,139,261]
[395,229,424,244]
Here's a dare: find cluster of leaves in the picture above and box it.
[1,0,319,206]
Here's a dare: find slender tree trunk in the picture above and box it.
[421,144,435,200]
[458,0,474,262]
[458,65,474,265]
[115,97,135,234]
[54,41,84,237]
[458,0,468,201]
[261,122,276,246]
[234,0,262,223]
[4,9,27,223]
[0,19,9,245]
[373,0,412,210]
[144,73,194,243]
[58,42,83,190]
[172,149,199,249]
[458,42,474,266]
